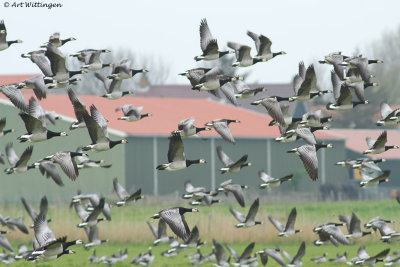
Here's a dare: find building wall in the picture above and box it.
[0,103,125,203]
[125,135,348,196]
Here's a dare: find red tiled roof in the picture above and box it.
[0,90,338,139]
[0,74,37,85]
[328,129,400,159]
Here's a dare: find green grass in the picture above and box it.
[7,242,396,266]
[1,199,399,265]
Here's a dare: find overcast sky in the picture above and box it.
[1,0,399,84]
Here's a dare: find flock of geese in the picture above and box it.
[0,18,399,266]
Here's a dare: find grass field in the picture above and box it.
[1,199,399,265]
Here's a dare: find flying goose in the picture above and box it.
[45,43,86,82]
[194,18,233,61]
[17,75,47,100]
[21,196,50,228]
[218,82,240,106]
[216,146,251,174]
[177,118,211,138]
[0,231,13,252]
[0,20,22,51]
[94,72,132,99]
[192,67,238,91]
[351,247,390,266]
[311,253,328,264]
[269,103,302,127]
[147,220,170,246]
[247,31,286,61]
[107,59,148,80]
[212,239,230,267]
[268,207,301,237]
[364,216,393,230]
[167,225,203,251]
[289,64,331,102]
[345,80,378,101]
[44,151,87,181]
[281,242,306,267]
[31,159,64,186]
[328,251,347,263]
[21,50,53,77]
[377,101,400,126]
[360,170,390,187]
[319,51,347,80]
[82,105,128,152]
[72,192,111,221]
[4,143,33,174]
[84,225,109,249]
[184,180,206,194]
[258,171,293,189]
[113,177,143,206]
[41,32,75,48]
[27,96,60,125]
[225,242,256,266]
[335,158,384,172]
[0,118,14,137]
[287,143,333,181]
[115,104,152,121]
[29,214,81,261]
[151,207,199,242]
[256,247,285,266]
[342,55,382,83]
[68,89,88,130]
[230,198,262,228]
[363,130,398,154]
[299,109,332,127]
[313,223,349,246]
[78,49,112,71]
[339,212,372,239]
[189,195,222,206]
[77,198,105,228]
[0,214,29,234]
[251,97,287,126]
[47,77,81,90]
[233,80,266,99]
[345,67,374,83]
[205,119,239,144]
[228,42,266,67]
[276,126,327,144]
[75,147,112,169]
[217,179,247,207]
[156,131,206,171]
[179,67,212,87]
[327,79,368,110]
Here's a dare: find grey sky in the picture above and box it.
[1,0,399,84]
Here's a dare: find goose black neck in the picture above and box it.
[368,59,379,64]
[220,78,231,86]
[3,129,12,135]
[7,40,19,46]
[253,58,263,64]
[219,51,230,57]
[122,91,131,96]
[295,229,301,233]
[47,130,62,139]
[292,117,302,123]
[353,101,365,107]
[63,240,78,250]
[61,38,72,45]
[186,159,201,167]
[102,64,112,68]
[57,250,70,258]
[373,159,384,163]
[275,96,289,102]
[178,207,193,214]
[196,127,207,133]
[310,92,320,98]
[362,231,372,236]
[241,163,250,168]
[364,82,374,89]
[315,144,328,151]
[131,69,144,76]
[385,146,395,151]
[110,140,123,149]
[141,113,150,118]
[272,52,282,58]
[319,90,330,95]
[101,240,108,244]
[255,221,263,225]
[70,152,85,158]
[226,119,237,124]
[69,70,83,77]
[27,164,35,170]
[310,126,324,132]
